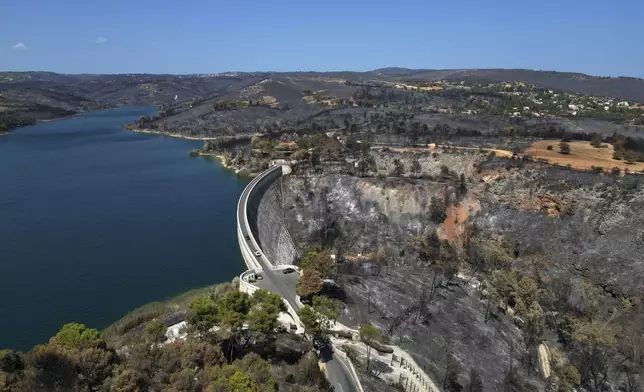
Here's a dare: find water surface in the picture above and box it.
[0,107,247,350]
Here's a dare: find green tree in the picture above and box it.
[234,353,276,392]
[590,134,602,148]
[359,324,382,371]
[312,296,340,331]
[559,141,571,155]
[216,290,251,316]
[571,321,617,391]
[523,302,545,352]
[555,362,581,392]
[299,250,335,278]
[517,277,538,307]
[144,319,167,343]
[250,289,284,312]
[296,269,324,297]
[297,306,321,338]
[248,299,281,346]
[51,323,105,350]
[207,365,258,392]
[215,291,251,361]
[186,297,218,335]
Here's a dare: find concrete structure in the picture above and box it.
[237,164,361,392]
[247,166,299,266]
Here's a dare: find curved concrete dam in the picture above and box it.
[245,166,299,267]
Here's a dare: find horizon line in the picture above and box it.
[1,67,643,80]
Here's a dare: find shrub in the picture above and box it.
[546,145,553,151]
[189,149,200,157]
[145,319,168,343]
[590,166,604,174]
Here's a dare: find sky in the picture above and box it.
[1,0,643,77]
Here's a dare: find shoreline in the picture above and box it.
[204,153,258,178]
[37,113,79,124]
[3,113,79,134]
[7,106,119,133]
[127,127,221,141]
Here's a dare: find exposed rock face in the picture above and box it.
[282,174,443,258]
[277,152,644,391]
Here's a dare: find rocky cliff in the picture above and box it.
[277,149,644,391]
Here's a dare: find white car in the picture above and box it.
[254,250,261,257]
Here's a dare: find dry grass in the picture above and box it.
[102,285,219,339]
[522,140,644,172]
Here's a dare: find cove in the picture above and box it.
[0,107,248,350]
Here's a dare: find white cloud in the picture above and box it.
[93,37,107,44]
[11,42,27,50]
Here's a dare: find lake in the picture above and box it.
[0,107,248,350]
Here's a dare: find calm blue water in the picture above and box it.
[0,107,248,350]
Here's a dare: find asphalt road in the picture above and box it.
[238,165,360,392]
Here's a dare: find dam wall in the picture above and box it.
[247,167,299,266]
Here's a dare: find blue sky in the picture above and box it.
[1,0,643,77]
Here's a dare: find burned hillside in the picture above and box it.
[272,148,644,392]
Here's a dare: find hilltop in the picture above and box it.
[2,68,644,135]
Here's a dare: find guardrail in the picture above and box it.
[238,165,282,270]
[334,350,366,392]
[236,164,363,392]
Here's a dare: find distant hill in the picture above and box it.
[395,69,644,102]
[2,68,643,132]
[0,95,77,130]
[371,67,421,76]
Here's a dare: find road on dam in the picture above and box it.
[237,164,361,392]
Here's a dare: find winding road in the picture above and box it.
[237,164,361,392]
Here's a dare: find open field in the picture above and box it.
[522,139,644,172]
